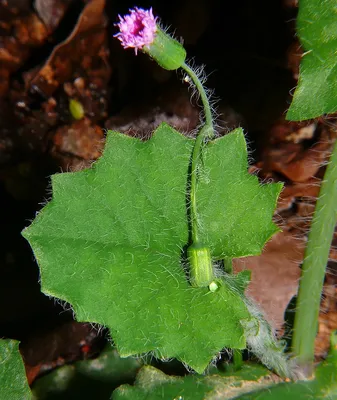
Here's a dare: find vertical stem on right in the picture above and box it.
[292,138,337,375]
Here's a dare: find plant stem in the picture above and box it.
[188,126,209,244]
[181,62,214,245]
[223,258,233,274]
[181,63,213,129]
[292,138,337,375]
[233,349,243,370]
[181,62,215,287]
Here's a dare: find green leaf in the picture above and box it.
[197,132,281,258]
[32,344,141,400]
[235,333,337,399]
[22,123,281,373]
[0,339,31,400]
[112,364,275,400]
[286,0,337,120]
[113,339,337,400]
[112,358,337,400]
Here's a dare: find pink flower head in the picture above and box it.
[115,7,157,55]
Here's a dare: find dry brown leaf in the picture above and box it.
[234,231,304,330]
[30,0,107,97]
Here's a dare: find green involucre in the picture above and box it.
[144,27,186,70]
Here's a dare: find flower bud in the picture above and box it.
[187,243,213,287]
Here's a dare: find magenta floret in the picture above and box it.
[115,7,157,54]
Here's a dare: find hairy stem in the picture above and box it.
[181,62,214,244]
[181,62,215,287]
[181,63,214,129]
[292,138,337,376]
[188,125,209,244]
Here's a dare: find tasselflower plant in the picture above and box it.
[115,7,186,70]
[115,7,157,54]
[22,6,292,378]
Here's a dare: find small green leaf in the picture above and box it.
[236,334,337,399]
[112,364,274,400]
[22,123,281,373]
[0,339,31,400]
[32,344,141,399]
[287,0,337,120]
[112,340,337,400]
[69,99,84,120]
